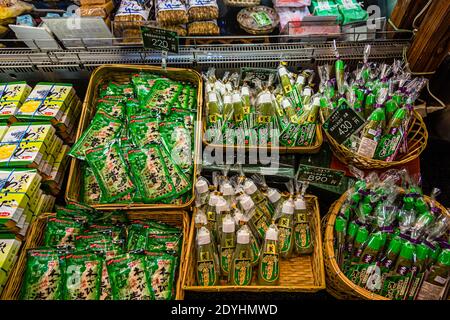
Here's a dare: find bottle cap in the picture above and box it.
[399,242,415,260]
[385,100,398,112]
[197,228,211,245]
[335,217,347,233]
[268,189,281,203]
[265,227,279,241]
[244,180,258,195]
[367,233,383,251]
[416,243,429,261]
[403,196,414,210]
[437,249,450,266]
[223,216,235,233]
[215,198,229,213]
[313,97,321,106]
[195,211,207,226]
[237,230,250,244]
[221,183,234,196]
[419,211,434,226]
[195,179,209,194]
[336,60,345,71]
[369,108,386,121]
[387,237,402,255]
[430,246,441,261]
[415,199,428,214]
[393,107,407,119]
[347,221,358,237]
[294,198,306,210]
[282,200,295,215]
[351,192,361,203]
[355,228,369,244]
[239,195,254,211]
[361,203,372,216]
[208,193,218,206]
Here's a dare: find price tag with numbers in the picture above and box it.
[296,164,345,187]
[323,104,366,144]
[141,26,179,54]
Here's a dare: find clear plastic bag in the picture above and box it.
[156,0,189,26]
[187,0,219,21]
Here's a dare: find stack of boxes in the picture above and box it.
[0,82,32,123]
[0,234,21,296]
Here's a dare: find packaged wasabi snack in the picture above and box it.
[44,217,84,248]
[0,234,21,292]
[336,0,368,25]
[310,0,342,23]
[333,170,450,300]
[145,252,178,300]
[0,82,32,122]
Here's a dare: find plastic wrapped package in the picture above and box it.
[80,0,111,5]
[79,1,115,18]
[187,20,220,36]
[156,0,189,26]
[115,0,151,22]
[187,0,219,22]
[276,6,310,32]
[237,6,280,35]
[273,0,311,8]
[0,0,33,21]
[309,0,342,23]
[336,0,368,25]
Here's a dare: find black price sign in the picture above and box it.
[323,105,365,144]
[297,164,345,187]
[141,26,179,54]
[239,68,278,87]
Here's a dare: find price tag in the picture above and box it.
[296,164,345,187]
[323,105,365,144]
[141,26,179,54]
[239,68,278,87]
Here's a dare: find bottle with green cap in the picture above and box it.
[357,108,385,159]
[258,224,280,286]
[380,236,403,270]
[334,216,347,266]
[406,243,430,300]
[345,221,358,262]
[364,91,376,120]
[375,107,409,161]
[414,196,429,215]
[229,225,253,286]
[394,242,415,276]
[384,99,399,124]
[416,249,450,300]
[351,227,369,262]
[359,232,384,264]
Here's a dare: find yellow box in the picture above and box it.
[0,168,42,198]
[0,234,21,274]
[0,140,47,169]
[2,123,55,148]
[0,192,29,224]
[0,82,32,121]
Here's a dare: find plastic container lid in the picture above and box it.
[282,200,295,215]
[266,227,278,241]
[335,217,347,233]
[419,211,435,226]
[387,237,402,255]
[244,180,258,195]
[399,242,415,260]
[237,230,250,244]
[351,193,361,203]
[437,249,450,266]
[223,217,235,233]
[221,183,234,196]
[195,179,209,194]
[215,198,229,213]
[294,198,306,210]
[197,228,211,245]
[355,228,369,244]
[268,189,281,203]
[240,195,254,211]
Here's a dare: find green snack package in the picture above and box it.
[44,217,83,248]
[96,99,126,119]
[127,223,148,252]
[127,146,175,203]
[159,145,191,197]
[141,79,182,116]
[145,253,178,300]
[62,253,102,300]
[99,260,112,300]
[85,141,136,203]
[68,112,123,160]
[99,82,134,98]
[21,249,65,300]
[336,0,368,25]
[126,98,150,121]
[159,121,193,174]
[106,253,154,300]
[310,0,343,23]
[131,73,167,103]
[82,165,102,205]
[128,117,160,148]
[145,234,183,256]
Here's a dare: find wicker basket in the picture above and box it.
[323,189,449,300]
[321,110,428,170]
[182,195,326,292]
[223,0,260,7]
[65,64,203,211]
[1,210,190,300]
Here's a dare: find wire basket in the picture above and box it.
[321,110,428,170]
[182,195,326,293]
[1,210,190,300]
[322,189,449,300]
[65,64,203,211]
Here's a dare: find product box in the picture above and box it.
[0,192,30,225]
[2,122,56,148]
[16,83,76,123]
[43,144,70,193]
[0,168,42,197]
[0,140,47,170]
[0,82,32,121]
[0,233,21,275]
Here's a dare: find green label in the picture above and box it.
[251,11,273,27]
[380,275,411,300]
[374,131,403,160]
[278,225,292,253]
[197,251,217,286]
[232,258,252,285]
[260,252,280,283]
[220,247,234,275]
[294,222,311,249]
[254,215,270,239]
[141,26,179,54]
[296,123,316,147]
[250,236,260,265]
[280,123,301,147]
